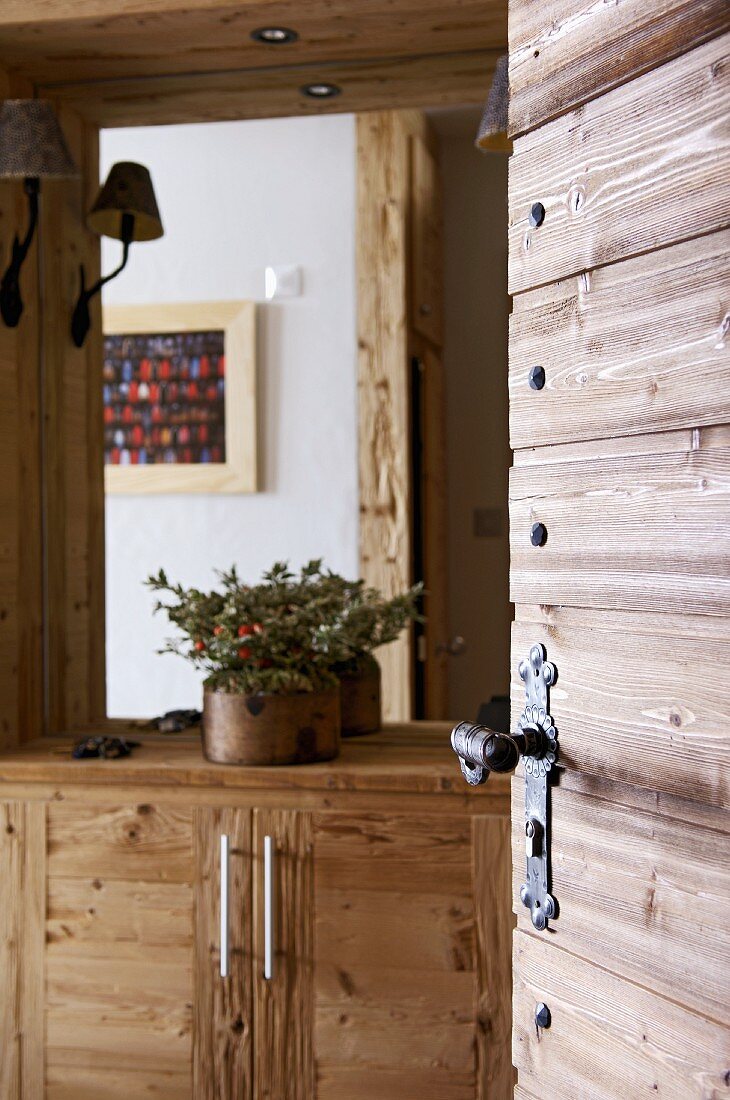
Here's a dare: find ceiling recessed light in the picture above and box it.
[300,82,342,99]
[251,26,298,44]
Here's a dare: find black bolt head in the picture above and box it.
[528,202,545,228]
[535,1002,551,1029]
[530,522,548,547]
[528,365,546,391]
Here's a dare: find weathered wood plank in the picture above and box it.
[511,610,729,806]
[512,778,729,1022]
[47,801,193,881]
[513,931,730,1097]
[509,230,730,448]
[193,806,252,1100]
[0,801,46,1099]
[509,0,728,136]
[252,808,314,1100]
[510,438,730,616]
[473,815,514,1100]
[508,35,730,294]
[46,1066,190,1100]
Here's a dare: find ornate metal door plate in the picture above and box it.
[450,643,559,932]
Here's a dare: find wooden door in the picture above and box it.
[252,807,513,1099]
[506,6,729,1097]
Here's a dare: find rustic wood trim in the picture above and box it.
[103,300,257,495]
[0,800,46,1099]
[508,0,728,138]
[193,806,252,1100]
[356,111,413,721]
[473,815,514,1100]
[252,808,314,1099]
[508,34,730,295]
[41,50,499,129]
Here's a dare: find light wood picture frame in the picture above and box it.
[103,300,257,494]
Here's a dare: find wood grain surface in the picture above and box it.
[509,0,728,136]
[510,432,730,615]
[512,777,729,1022]
[45,800,194,1095]
[508,34,730,294]
[511,608,730,806]
[509,230,730,448]
[512,931,730,1098]
[253,808,314,1100]
[194,807,252,1100]
[0,801,45,1100]
[0,0,505,85]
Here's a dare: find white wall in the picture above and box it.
[101,115,358,717]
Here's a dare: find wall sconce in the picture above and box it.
[71,160,163,348]
[475,54,512,153]
[0,99,78,327]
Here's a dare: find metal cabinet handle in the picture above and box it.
[220,833,229,978]
[264,834,274,980]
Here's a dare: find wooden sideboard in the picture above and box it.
[0,723,513,1100]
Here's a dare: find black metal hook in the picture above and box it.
[0,177,40,328]
[71,210,134,348]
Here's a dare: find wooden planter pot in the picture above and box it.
[202,689,341,766]
[339,659,382,737]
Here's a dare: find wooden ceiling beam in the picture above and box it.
[0,0,505,86]
[39,49,497,129]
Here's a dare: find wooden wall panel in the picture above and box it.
[45,800,194,1094]
[513,931,730,1099]
[41,102,105,732]
[509,230,730,449]
[508,34,730,294]
[508,0,728,136]
[193,806,252,1100]
[252,808,314,1100]
[509,429,730,616]
[0,800,46,1100]
[511,607,729,807]
[511,776,729,1022]
[0,62,43,749]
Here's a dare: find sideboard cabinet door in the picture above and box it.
[251,808,512,1100]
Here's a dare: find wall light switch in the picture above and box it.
[264,265,302,300]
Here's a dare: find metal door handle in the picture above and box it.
[264,834,274,980]
[450,644,559,932]
[220,833,229,978]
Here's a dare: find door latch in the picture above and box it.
[450,643,559,931]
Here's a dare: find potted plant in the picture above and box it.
[310,573,423,736]
[146,561,343,765]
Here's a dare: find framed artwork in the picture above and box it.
[102,300,257,493]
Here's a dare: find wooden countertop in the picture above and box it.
[0,722,508,802]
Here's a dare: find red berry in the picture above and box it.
[194,640,205,652]
[238,646,252,659]
[213,625,224,636]
[238,624,255,637]
[257,658,273,669]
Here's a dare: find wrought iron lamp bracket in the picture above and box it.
[450,643,559,931]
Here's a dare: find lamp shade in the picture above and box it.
[0,99,78,178]
[475,55,512,153]
[87,161,163,242]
